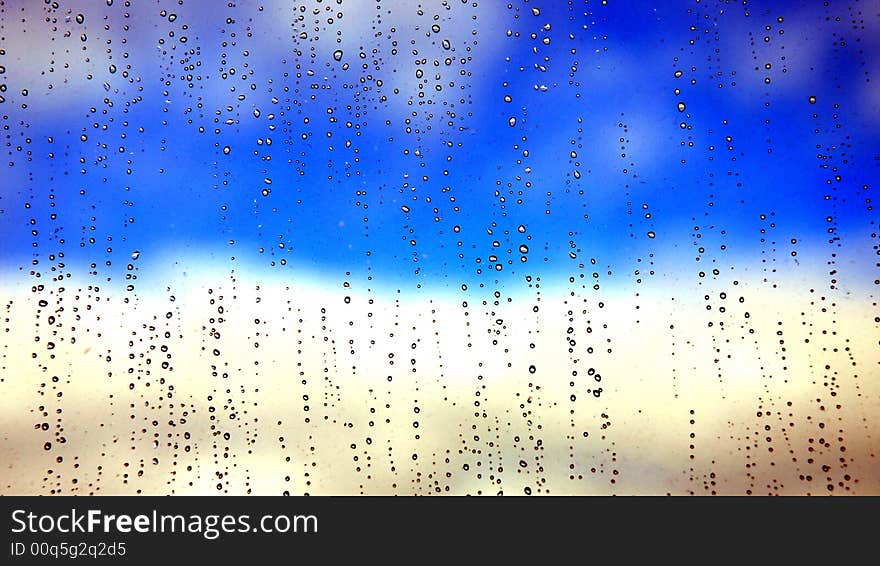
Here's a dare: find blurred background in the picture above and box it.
[0,0,877,494]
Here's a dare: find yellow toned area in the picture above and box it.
[1,272,877,495]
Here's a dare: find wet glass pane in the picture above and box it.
[1,0,877,495]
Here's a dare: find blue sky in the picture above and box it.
[1,0,877,296]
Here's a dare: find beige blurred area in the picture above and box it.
[1,270,877,495]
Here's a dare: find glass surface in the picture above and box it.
[1,0,877,495]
